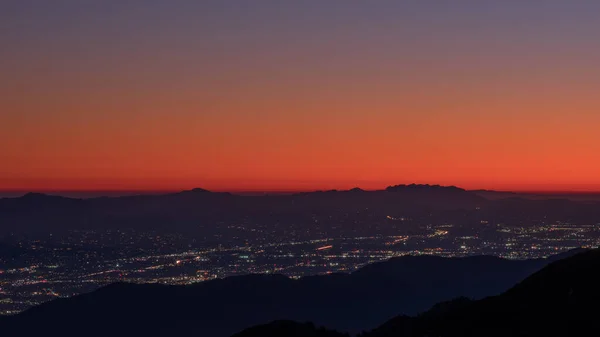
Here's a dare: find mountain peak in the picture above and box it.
[348,187,365,193]
[385,184,465,192]
[180,188,211,194]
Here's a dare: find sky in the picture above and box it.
[2,0,600,192]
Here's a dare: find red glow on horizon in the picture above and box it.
[3,181,600,195]
[3,2,600,198]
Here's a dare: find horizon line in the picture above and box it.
[3,185,600,198]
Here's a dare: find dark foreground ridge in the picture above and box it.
[231,321,349,337]
[211,248,600,337]
[365,248,600,336]
[0,250,582,337]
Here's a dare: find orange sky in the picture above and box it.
[2,1,600,192]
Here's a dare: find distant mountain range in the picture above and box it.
[472,189,600,201]
[2,184,600,236]
[0,249,585,337]
[0,184,481,235]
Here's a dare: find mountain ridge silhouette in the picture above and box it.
[0,249,585,337]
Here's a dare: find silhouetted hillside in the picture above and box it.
[0,252,570,337]
[231,321,348,337]
[367,249,600,337]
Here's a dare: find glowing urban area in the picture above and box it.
[2,187,599,315]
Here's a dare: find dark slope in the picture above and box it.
[231,321,348,337]
[367,249,600,337]
[0,253,564,337]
